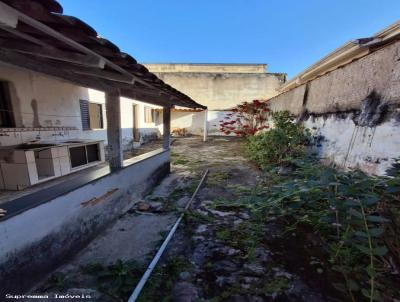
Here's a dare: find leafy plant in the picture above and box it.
[219,100,270,136]
[81,256,190,302]
[81,260,143,301]
[246,111,310,167]
[261,157,399,301]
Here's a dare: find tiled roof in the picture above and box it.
[0,0,206,109]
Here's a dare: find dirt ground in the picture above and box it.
[32,137,340,301]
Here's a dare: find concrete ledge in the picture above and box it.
[0,149,170,294]
[0,148,168,222]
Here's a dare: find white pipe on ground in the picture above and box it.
[128,169,209,302]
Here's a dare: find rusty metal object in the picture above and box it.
[80,188,119,207]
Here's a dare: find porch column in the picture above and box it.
[203,109,208,142]
[163,106,171,150]
[105,89,123,169]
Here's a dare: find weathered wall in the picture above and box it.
[154,72,285,111]
[171,110,228,135]
[146,64,285,135]
[268,40,400,175]
[171,110,205,135]
[0,64,161,149]
[145,63,268,74]
[0,150,170,294]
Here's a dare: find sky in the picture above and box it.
[61,0,400,79]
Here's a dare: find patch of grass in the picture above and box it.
[171,152,190,165]
[41,272,69,291]
[80,256,190,302]
[263,277,291,295]
[184,209,215,224]
[207,171,231,186]
[214,220,265,258]
[215,228,232,241]
[138,256,191,302]
[174,158,189,165]
[80,259,143,301]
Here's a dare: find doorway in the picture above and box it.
[132,104,140,142]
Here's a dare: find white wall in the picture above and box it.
[0,63,162,149]
[306,116,400,175]
[171,110,232,136]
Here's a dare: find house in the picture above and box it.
[0,0,205,293]
[145,63,286,135]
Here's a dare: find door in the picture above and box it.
[132,105,140,142]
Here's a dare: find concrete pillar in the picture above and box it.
[105,90,123,169]
[203,109,208,142]
[163,106,171,150]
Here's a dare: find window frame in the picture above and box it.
[88,102,104,129]
[80,100,104,130]
[144,106,156,123]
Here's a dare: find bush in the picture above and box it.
[219,100,270,136]
[263,157,400,301]
[246,111,310,168]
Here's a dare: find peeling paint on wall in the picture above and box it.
[269,40,400,175]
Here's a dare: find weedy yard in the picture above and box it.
[35,110,400,302]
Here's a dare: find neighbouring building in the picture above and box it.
[146,63,286,135]
[268,21,400,175]
[0,0,204,293]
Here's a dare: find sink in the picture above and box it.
[15,143,57,150]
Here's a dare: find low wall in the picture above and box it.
[268,40,400,175]
[0,150,170,294]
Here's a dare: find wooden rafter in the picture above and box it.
[0,0,206,109]
[0,39,105,68]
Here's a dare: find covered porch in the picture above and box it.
[0,0,205,294]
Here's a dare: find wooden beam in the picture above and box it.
[71,66,134,84]
[0,49,112,91]
[0,2,194,104]
[105,90,123,169]
[0,49,198,108]
[0,39,105,68]
[163,107,171,150]
[0,2,150,87]
[0,3,18,28]
[0,25,49,46]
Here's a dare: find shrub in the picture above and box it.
[219,100,270,137]
[262,157,400,301]
[246,111,310,167]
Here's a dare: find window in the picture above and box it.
[69,144,100,168]
[89,102,103,129]
[0,81,15,127]
[80,100,103,130]
[144,106,155,123]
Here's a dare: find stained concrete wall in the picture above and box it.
[0,149,170,293]
[0,63,161,149]
[153,72,285,111]
[268,40,400,175]
[171,110,229,135]
[145,63,268,74]
[146,64,286,135]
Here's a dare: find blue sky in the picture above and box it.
[61,0,399,79]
